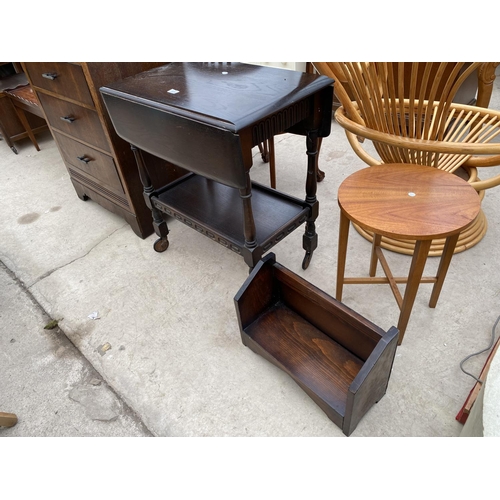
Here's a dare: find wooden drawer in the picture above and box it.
[53,131,124,196]
[24,62,94,107]
[38,92,110,152]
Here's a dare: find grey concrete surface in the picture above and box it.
[0,261,151,436]
[1,66,500,437]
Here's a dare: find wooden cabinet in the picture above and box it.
[22,62,185,238]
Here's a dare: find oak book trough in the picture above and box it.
[234,254,399,436]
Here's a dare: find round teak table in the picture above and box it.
[336,164,481,344]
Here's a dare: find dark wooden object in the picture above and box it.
[0,66,47,154]
[336,164,481,344]
[100,62,334,269]
[234,253,399,436]
[456,333,500,425]
[3,79,46,152]
[22,62,185,238]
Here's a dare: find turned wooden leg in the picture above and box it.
[397,239,432,344]
[336,210,350,302]
[429,233,460,308]
[268,136,276,189]
[258,140,269,163]
[131,145,169,250]
[316,137,325,182]
[240,172,259,269]
[302,130,319,270]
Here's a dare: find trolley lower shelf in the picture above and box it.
[152,173,312,266]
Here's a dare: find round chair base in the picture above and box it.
[353,209,487,257]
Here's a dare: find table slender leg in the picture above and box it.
[258,140,269,163]
[0,120,17,153]
[317,137,325,182]
[336,210,350,302]
[131,144,169,252]
[397,239,432,344]
[14,106,40,151]
[268,137,276,189]
[302,130,319,270]
[429,233,460,308]
[240,172,260,269]
[369,233,382,277]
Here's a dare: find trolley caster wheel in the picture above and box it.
[153,238,169,253]
[302,252,312,270]
[11,146,18,155]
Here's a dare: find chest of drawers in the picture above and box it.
[22,62,185,238]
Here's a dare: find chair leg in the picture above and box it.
[336,211,350,302]
[258,140,269,163]
[0,120,18,153]
[369,233,382,276]
[0,412,18,428]
[397,239,432,344]
[12,104,40,151]
[429,233,460,308]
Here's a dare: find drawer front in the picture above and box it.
[53,131,124,196]
[24,62,94,107]
[38,92,110,152]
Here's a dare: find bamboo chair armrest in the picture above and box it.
[464,154,500,168]
[469,170,500,191]
[335,108,500,156]
[345,131,382,166]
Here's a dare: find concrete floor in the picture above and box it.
[1,71,500,437]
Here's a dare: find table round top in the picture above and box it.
[338,164,481,240]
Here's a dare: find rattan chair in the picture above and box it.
[312,62,500,255]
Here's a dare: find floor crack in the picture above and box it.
[0,258,154,437]
[27,225,127,289]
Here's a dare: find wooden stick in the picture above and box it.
[457,334,500,424]
[0,412,18,428]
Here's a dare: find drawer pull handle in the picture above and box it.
[60,116,76,123]
[77,156,92,164]
[42,72,58,80]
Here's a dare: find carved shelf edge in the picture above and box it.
[151,173,311,258]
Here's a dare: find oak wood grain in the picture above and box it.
[338,164,480,240]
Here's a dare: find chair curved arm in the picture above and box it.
[345,127,500,191]
[464,154,500,168]
[345,131,382,166]
[335,107,500,156]
[337,103,500,192]
[468,170,500,191]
